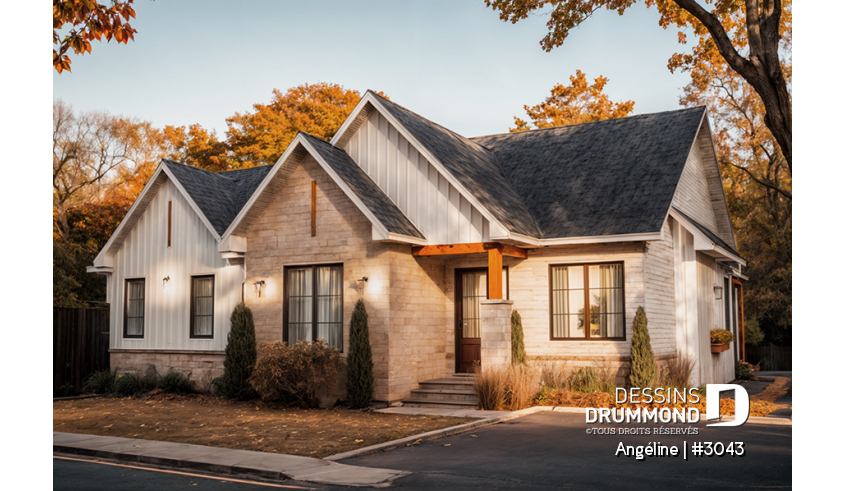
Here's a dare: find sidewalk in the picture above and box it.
[53,431,407,486]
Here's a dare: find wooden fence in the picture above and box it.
[745,345,792,371]
[54,307,110,393]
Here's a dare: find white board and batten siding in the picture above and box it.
[108,178,242,351]
[344,109,490,244]
[672,217,734,385]
[672,133,719,232]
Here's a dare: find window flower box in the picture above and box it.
[711,343,730,353]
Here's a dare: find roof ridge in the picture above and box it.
[368,91,497,157]
[470,105,707,141]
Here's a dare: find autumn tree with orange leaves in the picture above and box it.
[53,0,138,73]
[511,70,634,132]
[676,2,791,345]
[226,83,364,167]
[485,0,792,169]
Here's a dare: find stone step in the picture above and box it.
[401,398,479,409]
[418,378,475,391]
[409,389,478,401]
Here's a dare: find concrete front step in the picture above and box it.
[401,398,479,409]
[402,375,479,409]
[409,389,478,401]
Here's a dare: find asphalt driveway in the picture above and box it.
[343,411,792,490]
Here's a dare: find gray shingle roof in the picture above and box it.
[301,133,424,239]
[162,160,272,236]
[471,107,707,238]
[370,92,543,237]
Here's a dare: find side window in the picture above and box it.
[191,276,214,338]
[124,279,145,338]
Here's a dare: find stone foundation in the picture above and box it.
[110,350,224,392]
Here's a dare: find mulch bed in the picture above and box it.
[53,393,477,459]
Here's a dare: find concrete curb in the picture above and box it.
[325,406,553,461]
[53,432,408,487]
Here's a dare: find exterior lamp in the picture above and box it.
[356,276,369,290]
[254,280,265,297]
[162,276,170,290]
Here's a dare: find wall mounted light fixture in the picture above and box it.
[254,280,265,297]
[356,276,369,291]
[162,276,170,290]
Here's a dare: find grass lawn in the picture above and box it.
[54,394,477,458]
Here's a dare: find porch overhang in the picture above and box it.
[412,242,527,299]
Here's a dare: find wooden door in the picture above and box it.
[456,269,487,373]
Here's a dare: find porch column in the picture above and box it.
[480,299,513,369]
[488,247,503,299]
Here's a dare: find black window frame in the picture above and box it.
[282,264,344,351]
[549,262,626,341]
[123,278,146,339]
[190,275,215,339]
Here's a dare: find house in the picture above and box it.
[88,91,746,401]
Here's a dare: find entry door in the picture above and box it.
[456,269,486,373]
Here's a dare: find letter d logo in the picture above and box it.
[706,384,749,427]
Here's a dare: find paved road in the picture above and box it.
[54,412,791,490]
[53,457,328,491]
[345,412,792,490]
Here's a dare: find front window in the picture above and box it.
[550,263,625,340]
[284,265,343,350]
[124,279,145,338]
[191,275,214,338]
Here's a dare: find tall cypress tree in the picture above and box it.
[214,303,257,400]
[629,306,656,388]
[346,299,374,409]
[511,310,527,364]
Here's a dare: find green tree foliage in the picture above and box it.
[214,303,258,400]
[629,307,656,388]
[744,318,765,347]
[346,299,375,409]
[511,310,527,365]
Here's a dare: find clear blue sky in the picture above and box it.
[52,0,694,138]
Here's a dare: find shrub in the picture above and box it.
[657,353,695,389]
[566,366,617,395]
[537,361,569,389]
[511,310,527,365]
[55,383,78,398]
[140,365,160,392]
[214,303,258,400]
[711,329,735,345]
[472,363,540,411]
[158,371,195,394]
[249,340,345,408]
[114,372,142,396]
[629,306,656,388]
[83,369,117,394]
[735,361,754,380]
[346,299,374,409]
[744,318,765,347]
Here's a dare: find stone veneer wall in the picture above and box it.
[480,299,514,369]
[110,350,224,391]
[244,155,449,402]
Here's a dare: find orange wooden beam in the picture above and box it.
[488,247,503,300]
[411,242,527,258]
